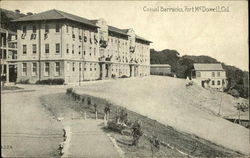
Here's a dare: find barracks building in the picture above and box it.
[12,9,151,84]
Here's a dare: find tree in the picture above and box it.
[131,120,143,146]
[176,58,194,78]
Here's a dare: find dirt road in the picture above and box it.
[62,119,120,158]
[1,86,121,157]
[1,89,64,157]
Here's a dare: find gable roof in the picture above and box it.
[136,35,152,43]
[108,25,128,36]
[12,9,151,43]
[12,9,98,28]
[193,63,224,71]
[0,28,17,35]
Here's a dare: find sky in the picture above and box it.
[1,1,248,71]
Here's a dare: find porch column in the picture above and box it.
[101,63,106,79]
[131,65,134,77]
[6,63,9,83]
[108,64,112,79]
[134,66,137,77]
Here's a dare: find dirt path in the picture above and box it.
[1,89,64,157]
[62,119,121,158]
[1,85,122,157]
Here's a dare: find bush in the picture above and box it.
[18,79,30,84]
[36,78,64,85]
[228,89,240,98]
[120,75,129,78]
[87,97,92,105]
[66,88,73,94]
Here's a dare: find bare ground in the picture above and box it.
[1,90,64,157]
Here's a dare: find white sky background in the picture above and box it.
[1,1,248,71]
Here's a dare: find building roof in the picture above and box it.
[193,63,224,71]
[12,9,98,28]
[136,35,152,43]
[12,9,151,43]
[150,64,171,67]
[108,25,129,36]
[0,28,17,35]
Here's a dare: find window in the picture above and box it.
[55,62,60,76]
[23,45,27,54]
[55,24,60,32]
[44,62,49,76]
[217,80,220,85]
[32,25,36,33]
[196,72,201,77]
[72,44,74,54]
[212,72,215,77]
[217,72,220,77]
[90,64,92,71]
[22,63,27,76]
[72,62,75,71]
[212,80,215,85]
[56,43,60,54]
[22,26,27,34]
[83,46,86,55]
[32,44,37,54]
[79,46,81,54]
[79,63,81,71]
[45,44,49,53]
[32,63,37,76]
[66,44,69,53]
[45,24,49,33]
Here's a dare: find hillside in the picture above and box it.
[150,49,249,98]
[74,76,249,154]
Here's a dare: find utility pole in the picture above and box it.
[218,95,223,116]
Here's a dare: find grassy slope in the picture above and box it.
[40,92,242,157]
[74,76,249,155]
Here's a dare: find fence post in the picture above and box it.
[84,111,87,120]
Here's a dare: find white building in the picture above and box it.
[191,63,227,91]
[12,9,151,84]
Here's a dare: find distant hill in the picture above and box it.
[0,8,26,31]
[150,49,249,98]
[182,55,218,63]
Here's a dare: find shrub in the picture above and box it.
[87,97,92,105]
[36,78,64,85]
[66,88,73,94]
[228,89,240,98]
[18,79,30,84]
[120,75,129,78]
